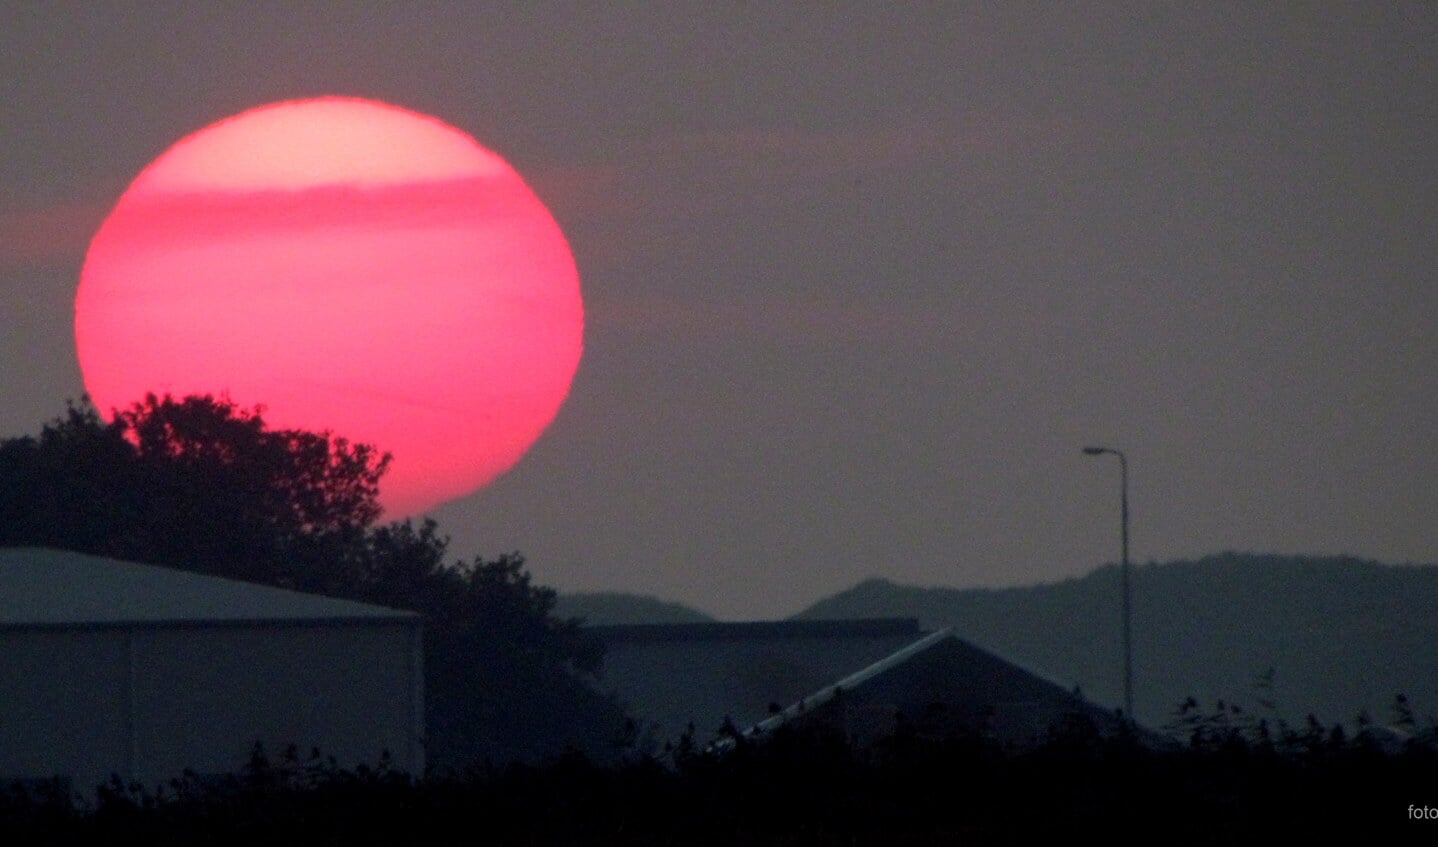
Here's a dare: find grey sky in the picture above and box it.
[3,4,1435,618]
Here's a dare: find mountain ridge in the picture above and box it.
[795,552,1438,728]
[556,591,716,625]
[560,553,1438,729]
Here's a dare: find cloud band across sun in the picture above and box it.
[75,97,584,517]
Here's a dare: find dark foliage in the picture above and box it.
[3,714,1434,845]
[0,395,624,767]
[0,395,385,588]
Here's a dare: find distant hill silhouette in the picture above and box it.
[557,591,715,625]
[794,553,1438,730]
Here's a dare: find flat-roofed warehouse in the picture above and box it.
[0,547,423,794]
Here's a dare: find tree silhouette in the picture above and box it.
[0,394,386,588]
[0,394,623,767]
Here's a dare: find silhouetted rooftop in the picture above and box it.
[0,547,416,630]
[585,617,927,748]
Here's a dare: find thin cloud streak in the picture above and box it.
[90,176,546,248]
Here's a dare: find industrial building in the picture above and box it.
[0,547,423,795]
[589,618,1141,753]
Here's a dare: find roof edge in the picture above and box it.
[740,628,956,740]
[0,613,420,635]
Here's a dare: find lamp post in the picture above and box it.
[1082,446,1132,721]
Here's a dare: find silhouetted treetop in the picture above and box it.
[0,393,388,588]
[0,394,624,766]
[117,394,389,534]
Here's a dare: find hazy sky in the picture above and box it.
[3,4,1435,618]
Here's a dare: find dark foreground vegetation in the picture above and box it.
[4,714,1437,845]
[5,397,1436,841]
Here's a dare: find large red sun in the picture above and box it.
[76,97,583,517]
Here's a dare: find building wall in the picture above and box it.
[0,621,421,794]
[0,629,130,790]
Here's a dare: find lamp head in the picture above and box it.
[1082,446,1107,456]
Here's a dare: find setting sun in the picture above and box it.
[75,97,584,516]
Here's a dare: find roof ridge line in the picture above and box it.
[736,628,955,742]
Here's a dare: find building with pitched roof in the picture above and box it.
[0,547,423,794]
[589,618,1143,753]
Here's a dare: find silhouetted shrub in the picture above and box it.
[4,717,1436,844]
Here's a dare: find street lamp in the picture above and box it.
[1082,446,1132,721]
